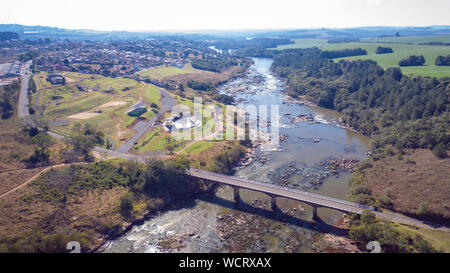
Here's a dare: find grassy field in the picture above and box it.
[273,36,450,78]
[363,149,450,221]
[178,141,220,155]
[396,224,450,253]
[361,35,450,44]
[137,64,200,81]
[133,127,168,152]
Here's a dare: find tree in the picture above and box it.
[399,55,425,66]
[120,194,134,219]
[435,55,450,66]
[360,210,377,224]
[167,143,175,155]
[417,202,430,216]
[432,143,447,158]
[0,84,15,119]
[375,46,394,54]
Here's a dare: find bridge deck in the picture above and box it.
[188,169,433,228]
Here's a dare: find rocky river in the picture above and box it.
[101,58,371,253]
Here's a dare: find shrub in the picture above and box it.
[375,46,394,54]
[432,143,447,158]
[120,194,134,219]
[399,55,425,66]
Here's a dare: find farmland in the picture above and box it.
[273,36,450,78]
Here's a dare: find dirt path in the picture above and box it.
[0,163,85,199]
[139,82,146,101]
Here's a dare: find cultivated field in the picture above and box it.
[274,36,450,78]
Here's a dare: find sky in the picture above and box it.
[0,0,449,31]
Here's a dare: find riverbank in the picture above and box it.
[282,93,371,137]
[311,214,360,253]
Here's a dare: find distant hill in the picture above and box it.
[0,23,450,41]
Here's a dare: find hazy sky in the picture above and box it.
[0,0,449,31]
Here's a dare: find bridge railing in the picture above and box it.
[189,169,374,211]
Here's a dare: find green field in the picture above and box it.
[361,35,450,44]
[137,64,200,80]
[396,224,450,253]
[273,36,450,78]
[134,127,169,152]
[179,141,219,155]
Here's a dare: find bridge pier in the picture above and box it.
[312,205,319,221]
[270,195,277,211]
[233,186,240,203]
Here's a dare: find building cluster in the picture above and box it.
[1,38,215,78]
[0,61,21,78]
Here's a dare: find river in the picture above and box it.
[102,58,370,253]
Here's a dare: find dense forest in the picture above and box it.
[271,48,449,155]
[320,48,367,59]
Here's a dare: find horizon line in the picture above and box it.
[2,23,450,34]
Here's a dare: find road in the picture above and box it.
[188,168,447,229]
[116,87,176,153]
[17,60,32,118]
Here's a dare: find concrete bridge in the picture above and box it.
[188,168,435,228]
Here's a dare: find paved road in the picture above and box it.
[116,87,176,153]
[188,168,446,229]
[17,61,32,118]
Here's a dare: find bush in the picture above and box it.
[435,55,450,66]
[432,143,447,158]
[128,107,147,117]
[399,55,425,66]
[349,213,437,253]
[120,194,134,219]
[417,202,430,216]
[375,46,394,54]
